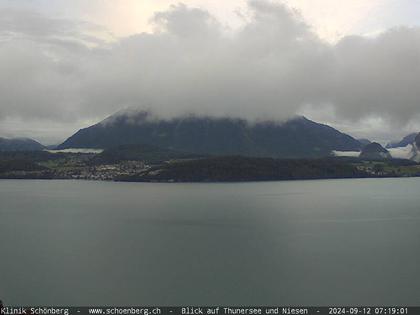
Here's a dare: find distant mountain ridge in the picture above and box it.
[359,142,391,160]
[386,133,418,148]
[411,133,420,162]
[0,137,44,151]
[58,111,362,158]
[386,132,420,162]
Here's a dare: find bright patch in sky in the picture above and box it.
[5,0,420,42]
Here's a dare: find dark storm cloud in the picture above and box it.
[0,0,419,141]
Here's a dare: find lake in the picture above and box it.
[0,178,419,305]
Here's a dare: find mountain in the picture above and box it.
[90,143,203,165]
[358,139,371,147]
[58,111,362,158]
[411,133,420,162]
[0,137,45,151]
[385,132,420,162]
[386,133,418,148]
[359,142,391,160]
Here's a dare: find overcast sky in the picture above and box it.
[1,0,420,144]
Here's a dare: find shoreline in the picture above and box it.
[1,174,419,183]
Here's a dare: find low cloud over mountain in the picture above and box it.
[58,111,362,158]
[1,1,420,142]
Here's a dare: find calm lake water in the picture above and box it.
[0,178,420,306]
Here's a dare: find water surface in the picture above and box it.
[0,178,419,305]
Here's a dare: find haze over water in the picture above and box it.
[1,178,420,305]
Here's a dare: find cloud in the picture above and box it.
[388,145,414,160]
[332,151,360,157]
[0,0,420,143]
[332,28,420,123]
[68,1,331,121]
